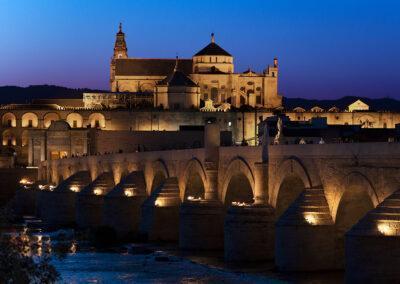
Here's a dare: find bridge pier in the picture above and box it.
[179,123,225,250]
[179,198,224,250]
[224,204,275,262]
[76,172,115,229]
[140,177,181,241]
[103,171,147,238]
[14,184,37,217]
[275,188,336,271]
[224,162,275,262]
[179,165,224,250]
[41,171,91,230]
[346,190,400,282]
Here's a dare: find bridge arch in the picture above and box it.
[180,158,207,201]
[221,157,255,205]
[271,157,314,218]
[334,171,378,267]
[271,157,313,205]
[146,159,169,195]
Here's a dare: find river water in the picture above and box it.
[7,217,344,283]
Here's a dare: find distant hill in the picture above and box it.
[0,85,106,104]
[284,96,400,112]
[0,85,399,112]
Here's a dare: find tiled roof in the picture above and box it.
[115,58,192,76]
[159,70,198,87]
[194,42,232,56]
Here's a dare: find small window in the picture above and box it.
[204,93,208,100]
[95,120,100,128]
[256,95,261,104]
[73,120,77,128]
[7,120,12,127]
[28,119,33,127]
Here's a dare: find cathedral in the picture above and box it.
[107,24,282,110]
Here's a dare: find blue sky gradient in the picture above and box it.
[0,0,399,98]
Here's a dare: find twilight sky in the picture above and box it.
[0,0,399,99]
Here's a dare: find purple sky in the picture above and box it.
[1,0,400,99]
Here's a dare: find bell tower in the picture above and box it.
[110,23,128,91]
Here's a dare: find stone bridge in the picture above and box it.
[18,125,400,282]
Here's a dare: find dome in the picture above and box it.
[194,33,231,57]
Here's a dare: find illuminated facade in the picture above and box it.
[107,25,282,110]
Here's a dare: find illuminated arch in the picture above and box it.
[43,112,61,128]
[66,112,83,128]
[146,159,169,195]
[2,129,16,146]
[271,157,313,208]
[221,157,255,204]
[1,112,16,127]
[180,158,207,201]
[21,112,39,128]
[88,113,106,128]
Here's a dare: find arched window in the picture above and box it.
[88,113,106,128]
[2,113,16,127]
[21,113,38,128]
[66,113,83,128]
[43,112,60,128]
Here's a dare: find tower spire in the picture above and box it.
[174,55,179,72]
[113,23,128,59]
[211,32,215,43]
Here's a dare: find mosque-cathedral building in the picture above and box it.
[1,24,400,166]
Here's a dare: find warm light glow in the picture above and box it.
[377,222,396,236]
[187,196,202,201]
[70,186,80,192]
[49,185,56,191]
[19,178,33,185]
[155,199,163,207]
[304,213,318,225]
[124,188,133,197]
[231,201,250,207]
[93,188,103,195]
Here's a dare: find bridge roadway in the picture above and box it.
[16,124,400,282]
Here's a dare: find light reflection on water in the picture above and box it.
[51,251,285,284]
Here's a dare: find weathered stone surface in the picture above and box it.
[140,177,181,241]
[41,171,91,229]
[275,188,336,271]
[346,190,400,283]
[224,205,275,262]
[76,172,115,229]
[14,186,37,217]
[103,171,147,238]
[179,200,224,250]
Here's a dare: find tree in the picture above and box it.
[0,205,59,283]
